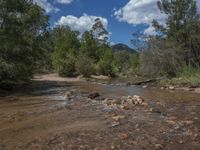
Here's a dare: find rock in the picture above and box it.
[183,120,194,125]
[142,85,148,88]
[126,82,131,86]
[105,99,121,105]
[122,95,144,106]
[192,133,198,141]
[179,140,184,144]
[110,122,120,127]
[155,144,164,150]
[64,91,73,99]
[111,115,125,122]
[166,120,176,125]
[141,102,148,106]
[119,133,128,140]
[160,87,165,90]
[168,86,175,90]
[88,92,100,99]
[120,104,129,110]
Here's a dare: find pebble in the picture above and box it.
[155,144,164,150]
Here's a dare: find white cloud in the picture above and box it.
[33,0,76,13]
[33,0,59,13]
[114,0,200,35]
[114,0,166,35]
[55,14,108,34]
[56,0,73,4]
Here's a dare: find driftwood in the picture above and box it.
[132,78,159,85]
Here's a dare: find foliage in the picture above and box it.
[0,0,48,88]
[52,26,80,77]
[75,53,95,77]
[140,0,200,80]
[80,31,100,63]
[141,38,184,77]
[153,0,200,66]
[96,45,115,77]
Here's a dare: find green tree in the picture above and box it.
[153,0,200,67]
[75,53,95,77]
[52,26,80,77]
[0,0,48,88]
[97,45,115,77]
[80,31,100,63]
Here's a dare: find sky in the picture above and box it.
[33,0,200,47]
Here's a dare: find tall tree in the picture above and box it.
[52,26,80,77]
[80,31,100,63]
[0,0,48,88]
[153,0,200,67]
[90,18,109,44]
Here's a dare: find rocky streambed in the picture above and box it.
[0,74,200,149]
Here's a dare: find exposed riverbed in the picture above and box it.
[0,74,200,149]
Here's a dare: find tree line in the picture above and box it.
[0,0,139,89]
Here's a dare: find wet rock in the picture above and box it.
[155,144,164,150]
[88,92,100,99]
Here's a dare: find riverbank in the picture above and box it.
[0,74,200,149]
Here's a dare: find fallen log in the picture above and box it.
[132,78,159,85]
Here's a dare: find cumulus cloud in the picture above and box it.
[114,0,166,35]
[114,0,200,35]
[33,0,59,13]
[55,14,108,34]
[33,0,75,13]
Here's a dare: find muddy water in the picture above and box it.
[0,78,200,149]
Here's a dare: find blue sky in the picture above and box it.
[34,0,200,47]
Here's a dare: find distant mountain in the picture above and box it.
[111,43,137,53]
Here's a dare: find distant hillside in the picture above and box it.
[111,43,137,53]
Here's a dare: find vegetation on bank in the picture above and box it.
[1,0,200,89]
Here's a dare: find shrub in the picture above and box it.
[140,38,184,77]
[75,54,95,77]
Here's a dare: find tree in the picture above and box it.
[97,45,115,77]
[153,0,200,67]
[0,0,48,88]
[140,37,184,77]
[80,31,100,63]
[90,18,109,44]
[52,26,80,77]
[75,53,95,77]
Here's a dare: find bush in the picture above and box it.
[140,38,184,77]
[56,56,76,77]
[75,54,95,77]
